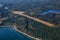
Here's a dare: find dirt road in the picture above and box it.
[0,17,9,24]
[13,11,55,27]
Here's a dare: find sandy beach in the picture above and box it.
[13,25,41,40]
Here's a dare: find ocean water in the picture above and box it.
[0,28,32,40]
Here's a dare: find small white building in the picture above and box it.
[4,7,8,9]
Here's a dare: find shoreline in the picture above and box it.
[13,25,41,40]
[0,25,41,40]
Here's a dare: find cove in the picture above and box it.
[0,27,32,40]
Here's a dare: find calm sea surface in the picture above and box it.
[0,27,32,40]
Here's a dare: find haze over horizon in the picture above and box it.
[0,0,59,4]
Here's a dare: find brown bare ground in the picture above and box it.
[0,17,9,24]
[13,11,55,27]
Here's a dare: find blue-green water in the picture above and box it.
[0,28,32,40]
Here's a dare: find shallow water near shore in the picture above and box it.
[0,27,32,40]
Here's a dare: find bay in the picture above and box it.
[0,27,32,40]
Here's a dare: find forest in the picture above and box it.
[0,0,60,40]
